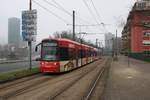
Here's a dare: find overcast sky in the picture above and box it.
[0,0,136,45]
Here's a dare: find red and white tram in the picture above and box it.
[35,38,99,73]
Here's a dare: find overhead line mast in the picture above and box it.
[29,0,32,70]
[30,0,32,10]
[73,10,75,41]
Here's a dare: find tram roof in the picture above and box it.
[42,38,97,50]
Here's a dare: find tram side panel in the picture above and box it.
[37,38,99,73]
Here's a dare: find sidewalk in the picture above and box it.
[102,56,150,100]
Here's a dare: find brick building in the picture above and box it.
[122,0,150,59]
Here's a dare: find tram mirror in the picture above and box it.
[35,57,41,61]
[35,46,38,52]
[35,43,41,52]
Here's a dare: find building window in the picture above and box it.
[143,32,150,36]
[136,2,146,10]
[143,40,150,46]
[143,44,150,46]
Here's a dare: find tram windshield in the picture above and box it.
[41,42,58,61]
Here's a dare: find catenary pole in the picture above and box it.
[29,0,32,70]
[96,38,98,48]
[116,29,118,58]
[73,10,75,41]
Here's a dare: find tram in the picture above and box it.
[35,38,99,73]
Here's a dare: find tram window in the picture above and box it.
[79,50,81,58]
[69,48,76,59]
[81,50,83,58]
[92,51,94,57]
[89,51,91,57]
[85,51,87,57]
[87,51,89,57]
[85,50,88,57]
[75,49,79,58]
[90,51,92,57]
[144,32,150,36]
[82,50,86,58]
[84,50,86,57]
[80,50,87,58]
[42,46,58,61]
[59,47,69,61]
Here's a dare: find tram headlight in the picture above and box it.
[54,62,57,65]
[41,62,45,65]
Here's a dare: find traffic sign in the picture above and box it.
[22,9,37,41]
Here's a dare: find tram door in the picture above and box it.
[76,49,79,67]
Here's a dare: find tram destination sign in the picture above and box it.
[22,9,37,41]
[43,42,58,47]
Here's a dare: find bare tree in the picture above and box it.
[53,30,97,48]
[114,16,126,28]
[53,31,61,38]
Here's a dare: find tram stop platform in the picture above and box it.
[102,56,150,100]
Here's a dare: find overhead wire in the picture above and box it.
[90,0,109,32]
[43,0,88,24]
[51,0,94,24]
[43,0,100,25]
[82,0,109,32]
[32,0,69,24]
[75,15,94,24]
[34,0,105,32]
[82,0,100,26]
[82,0,106,32]
[42,0,71,15]
[51,0,72,16]
[90,0,102,22]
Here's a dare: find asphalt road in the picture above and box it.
[0,61,39,73]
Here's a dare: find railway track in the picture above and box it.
[0,74,43,90]
[85,67,105,100]
[85,59,111,100]
[0,60,102,100]
[48,58,107,100]
[0,74,55,100]
[0,70,91,100]
[0,58,109,100]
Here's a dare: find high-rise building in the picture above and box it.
[105,33,115,50]
[7,17,29,58]
[105,33,115,54]
[8,17,21,45]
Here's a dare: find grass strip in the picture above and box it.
[0,67,40,83]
